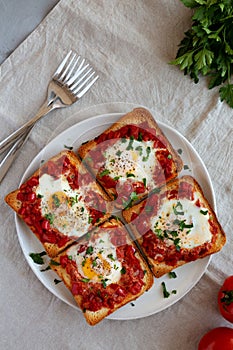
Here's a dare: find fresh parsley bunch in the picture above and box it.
[170,0,233,108]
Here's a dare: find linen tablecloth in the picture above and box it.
[1,1,232,349]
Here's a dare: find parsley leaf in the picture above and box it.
[171,0,233,108]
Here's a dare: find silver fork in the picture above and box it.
[0,50,99,182]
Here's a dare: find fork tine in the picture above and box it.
[65,55,81,81]
[74,73,99,97]
[66,63,90,86]
[59,52,77,81]
[69,67,93,90]
[53,50,72,77]
[76,75,99,98]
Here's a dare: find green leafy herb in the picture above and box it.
[120,266,126,274]
[45,213,55,225]
[81,278,91,283]
[101,278,109,289]
[86,246,94,255]
[54,279,62,285]
[138,132,143,141]
[29,251,47,265]
[99,169,110,178]
[161,281,177,298]
[126,136,134,150]
[64,144,73,150]
[40,265,51,272]
[173,201,184,215]
[142,147,151,162]
[168,271,177,279]
[50,259,60,266]
[200,209,208,215]
[170,0,233,108]
[126,173,135,178]
[161,282,170,298]
[116,150,122,157]
[52,194,60,208]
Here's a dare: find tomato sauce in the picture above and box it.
[131,184,217,266]
[61,226,146,312]
[88,123,175,193]
[17,153,106,246]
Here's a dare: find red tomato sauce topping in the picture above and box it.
[17,153,107,245]
[60,226,146,312]
[131,182,217,266]
[86,123,176,195]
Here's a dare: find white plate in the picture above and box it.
[15,112,215,320]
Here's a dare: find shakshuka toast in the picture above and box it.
[78,107,183,208]
[5,150,112,258]
[122,175,226,278]
[50,217,154,325]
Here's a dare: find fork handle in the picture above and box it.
[0,101,55,155]
[0,126,33,183]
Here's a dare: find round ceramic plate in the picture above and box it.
[15,112,215,320]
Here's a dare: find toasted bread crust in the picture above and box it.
[78,107,183,204]
[5,150,112,258]
[122,175,226,277]
[50,217,154,325]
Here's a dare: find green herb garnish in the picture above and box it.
[168,271,177,279]
[86,246,94,255]
[64,144,73,150]
[161,282,170,298]
[52,194,60,208]
[126,136,134,150]
[142,146,151,162]
[170,0,233,108]
[45,213,55,225]
[29,251,47,265]
[99,169,110,178]
[200,209,208,215]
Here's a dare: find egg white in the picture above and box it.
[103,138,162,188]
[68,232,122,286]
[36,173,90,237]
[150,194,211,249]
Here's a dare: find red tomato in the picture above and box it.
[218,276,233,323]
[198,327,233,350]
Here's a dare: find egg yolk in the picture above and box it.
[82,254,111,281]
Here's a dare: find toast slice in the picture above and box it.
[50,217,154,325]
[78,107,183,208]
[5,150,113,257]
[122,175,226,278]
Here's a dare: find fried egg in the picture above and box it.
[150,194,211,249]
[36,173,90,237]
[68,232,122,286]
[103,139,160,187]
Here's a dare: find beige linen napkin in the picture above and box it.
[1,1,232,349]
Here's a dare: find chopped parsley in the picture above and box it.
[52,194,60,208]
[29,251,47,265]
[99,169,110,178]
[116,150,122,157]
[86,246,94,255]
[200,209,208,215]
[120,267,126,275]
[142,146,151,162]
[161,281,177,298]
[173,201,184,215]
[54,279,62,285]
[138,132,143,141]
[126,136,134,150]
[168,271,177,279]
[45,213,55,225]
[64,144,73,150]
[126,173,135,178]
